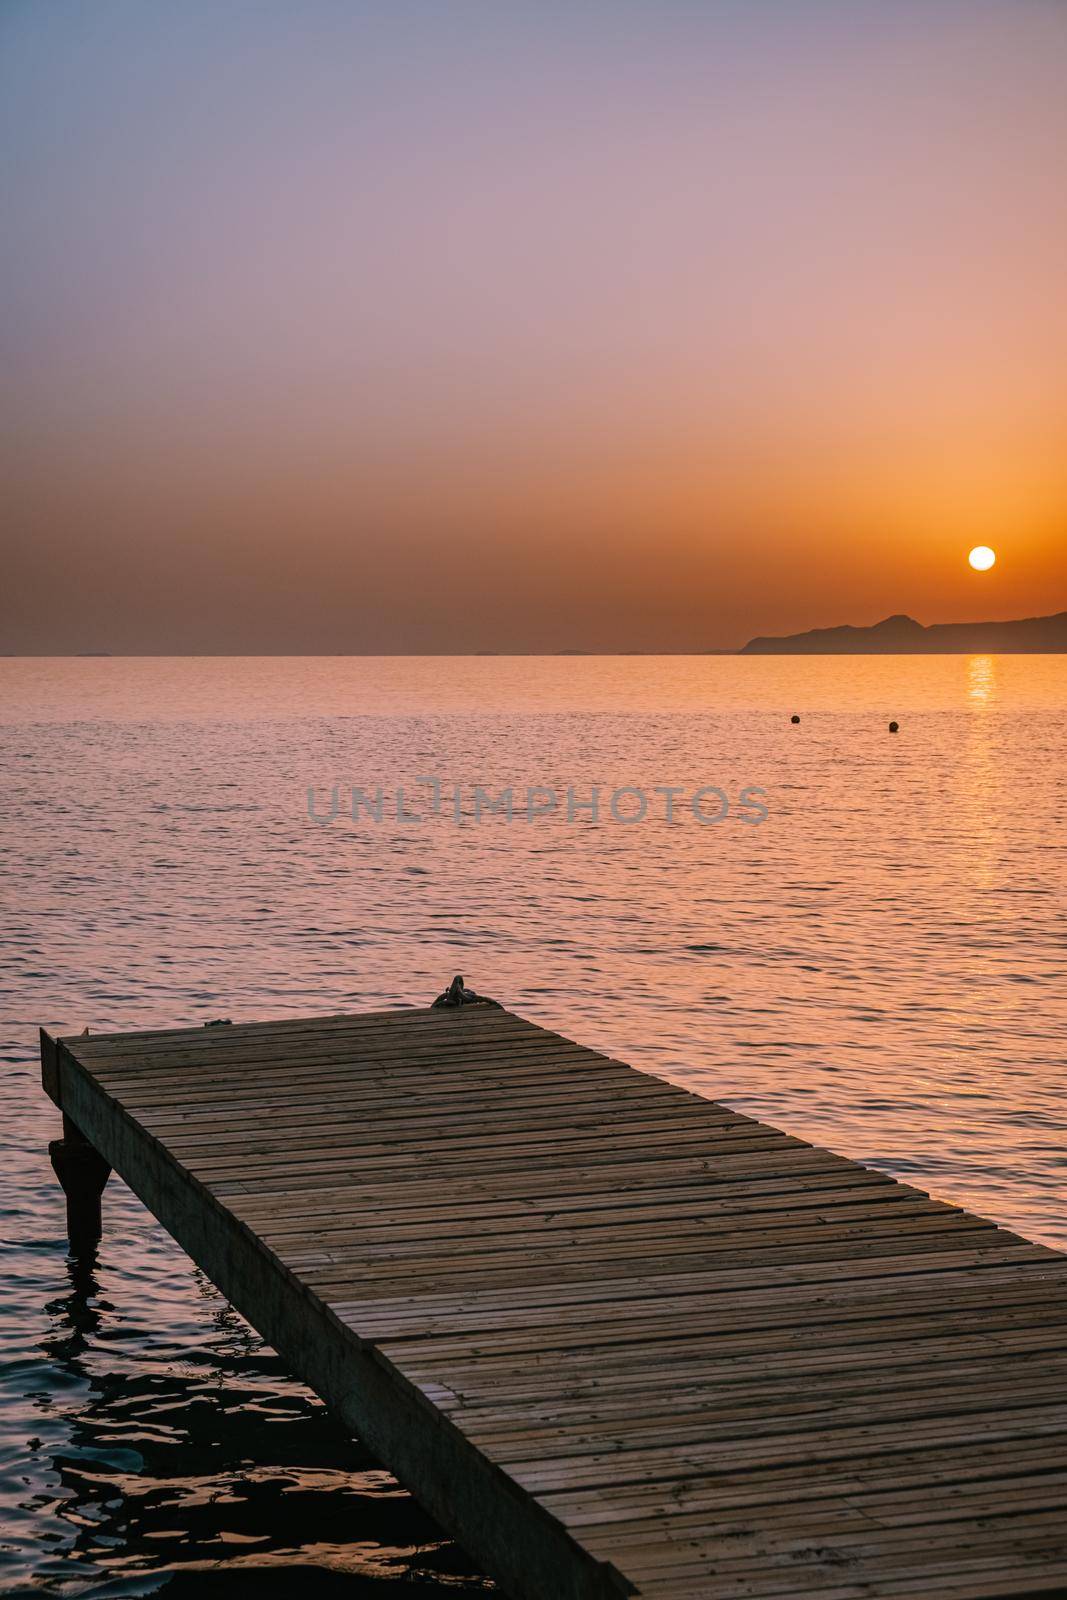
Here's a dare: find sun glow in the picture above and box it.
[968,546,997,572]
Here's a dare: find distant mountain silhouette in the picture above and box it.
[741,611,1067,654]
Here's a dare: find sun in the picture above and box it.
[968,545,996,572]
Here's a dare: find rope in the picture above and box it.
[431,974,500,1009]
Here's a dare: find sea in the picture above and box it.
[2,653,1064,1596]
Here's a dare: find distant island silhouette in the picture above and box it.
[741,610,1067,654]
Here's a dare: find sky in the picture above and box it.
[2,0,1065,653]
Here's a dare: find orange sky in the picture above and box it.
[2,1,1065,652]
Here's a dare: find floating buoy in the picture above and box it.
[791,714,800,724]
[889,721,899,733]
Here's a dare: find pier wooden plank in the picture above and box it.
[41,1003,1067,1599]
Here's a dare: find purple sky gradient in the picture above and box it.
[3,0,1065,652]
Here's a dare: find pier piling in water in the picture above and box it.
[38,1002,1067,1598]
[48,1111,111,1252]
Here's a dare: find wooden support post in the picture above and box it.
[49,1113,111,1253]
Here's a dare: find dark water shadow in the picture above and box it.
[33,1249,494,1596]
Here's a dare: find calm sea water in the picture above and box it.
[2,654,1065,1596]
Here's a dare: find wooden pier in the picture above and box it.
[41,1000,1067,1599]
